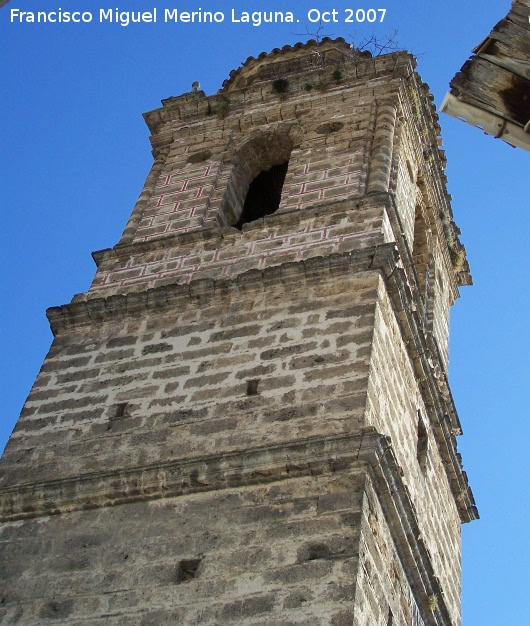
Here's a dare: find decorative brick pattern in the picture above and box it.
[134,164,217,240]
[89,201,385,294]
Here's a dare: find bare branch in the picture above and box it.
[348,30,401,57]
[292,21,331,44]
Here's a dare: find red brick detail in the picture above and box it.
[90,224,381,293]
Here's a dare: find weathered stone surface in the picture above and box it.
[0,38,476,626]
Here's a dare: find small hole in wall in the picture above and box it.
[272,78,289,94]
[417,411,428,473]
[406,160,415,183]
[297,541,330,562]
[109,402,128,419]
[107,402,129,429]
[307,543,330,560]
[315,121,344,135]
[188,149,211,164]
[176,558,202,583]
[246,379,260,395]
[114,403,128,418]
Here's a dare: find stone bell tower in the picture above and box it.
[0,39,477,625]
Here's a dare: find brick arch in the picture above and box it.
[218,127,296,227]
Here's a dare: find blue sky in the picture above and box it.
[1,0,529,623]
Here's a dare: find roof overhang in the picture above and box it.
[441,92,530,150]
[442,0,530,151]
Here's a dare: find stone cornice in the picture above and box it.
[371,246,478,524]
[395,80,472,291]
[1,430,368,521]
[220,38,367,91]
[53,245,379,333]
[367,429,455,626]
[142,44,415,144]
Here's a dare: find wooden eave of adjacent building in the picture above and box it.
[442,0,530,151]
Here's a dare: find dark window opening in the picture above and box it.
[234,161,289,229]
[424,260,436,332]
[176,558,202,583]
[246,379,260,395]
[417,412,428,473]
[412,203,429,297]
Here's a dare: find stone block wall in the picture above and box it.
[1,261,378,489]
[366,278,462,623]
[391,115,458,370]
[0,472,366,625]
[354,475,429,626]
